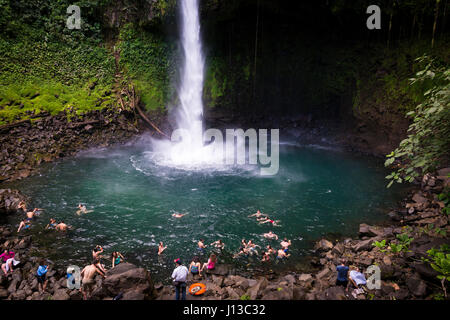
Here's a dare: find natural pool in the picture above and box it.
[4,138,406,282]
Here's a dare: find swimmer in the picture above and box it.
[76,204,93,215]
[266,245,276,256]
[263,231,279,240]
[45,218,57,229]
[172,212,188,218]
[258,217,281,227]
[280,238,292,253]
[197,239,207,252]
[17,218,31,232]
[247,240,260,255]
[158,242,167,255]
[261,251,271,262]
[276,248,290,260]
[55,221,69,231]
[210,239,225,250]
[26,208,44,220]
[248,210,268,218]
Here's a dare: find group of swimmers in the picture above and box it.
[248,210,282,227]
[16,201,91,232]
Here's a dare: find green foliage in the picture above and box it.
[204,58,230,108]
[118,24,176,111]
[0,0,116,124]
[240,294,250,300]
[385,55,450,187]
[437,187,450,215]
[426,244,450,283]
[419,223,447,237]
[372,239,387,252]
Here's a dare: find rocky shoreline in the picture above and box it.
[0,108,141,183]
[0,167,448,300]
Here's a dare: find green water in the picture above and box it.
[4,141,406,282]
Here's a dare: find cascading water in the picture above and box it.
[149,0,230,170]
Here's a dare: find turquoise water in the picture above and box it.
[4,139,405,282]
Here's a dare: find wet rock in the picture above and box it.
[52,289,70,300]
[122,290,145,300]
[314,239,333,252]
[103,263,154,299]
[406,275,427,297]
[246,277,268,300]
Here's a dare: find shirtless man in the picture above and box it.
[158,242,167,255]
[280,238,292,252]
[276,248,290,260]
[197,239,207,253]
[258,217,281,227]
[26,208,43,220]
[55,221,69,231]
[210,239,225,250]
[248,210,267,218]
[263,231,279,240]
[247,240,260,256]
[172,213,187,218]
[80,260,105,300]
[76,204,93,215]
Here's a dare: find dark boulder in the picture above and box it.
[102,263,154,300]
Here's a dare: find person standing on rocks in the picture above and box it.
[172,258,188,300]
[36,259,49,293]
[80,259,105,300]
[335,259,349,288]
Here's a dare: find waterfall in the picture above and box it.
[176,0,204,150]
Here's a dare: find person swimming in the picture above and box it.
[45,218,57,229]
[276,248,290,260]
[280,238,292,253]
[263,231,279,240]
[55,221,69,231]
[258,217,281,227]
[210,239,225,250]
[248,210,268,218]
[197,239,207,253]
[158,242,167,255]
[17,218,31,232]
[172,212,188,218]
[76,204,93,215]
[26,208,43,221]
[247,240,260,256]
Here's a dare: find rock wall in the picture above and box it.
[0,109,139,183]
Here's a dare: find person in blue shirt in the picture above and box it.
[36,259,49,293]
[336,259,349,288]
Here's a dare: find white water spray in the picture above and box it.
[150,0,223,168]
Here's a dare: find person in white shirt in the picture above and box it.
[172,258,189,300]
